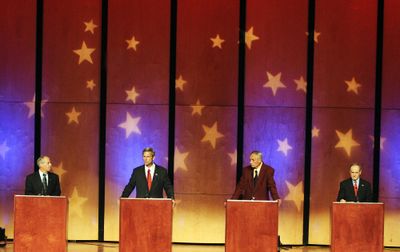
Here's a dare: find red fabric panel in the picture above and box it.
[120,199,172,252]
[14,196,67,252]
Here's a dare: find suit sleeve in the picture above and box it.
[366,182,373,202]
[336,182,345,201]
[231,172,247,199]
[121,170,136,198]
[53,174,61,196]
[163,171,174,199]
[267,169,280,200]
[25,176,35,195]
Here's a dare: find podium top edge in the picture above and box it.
[227,199,278,203]
[14,195,67,199]
[332,202,384,205]
[120,198,172,201]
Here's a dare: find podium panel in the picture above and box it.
[225,200,278,252]
[120,198,172,252]
[14,195,68,252]
[331,202,384,252]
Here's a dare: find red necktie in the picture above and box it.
[147,169,152,191]
[353,181,358,197]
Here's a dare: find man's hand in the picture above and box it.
[340,199,346,203]
[277,199,282,206]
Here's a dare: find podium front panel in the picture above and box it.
[331,202,384,252]
[14,195,68,252]
[120,198,172,252]
[225,200,278,252]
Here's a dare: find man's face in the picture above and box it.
[39,156,52,173]
[249,154,261,168]
[143,151,155,167]
[349,164,362,181]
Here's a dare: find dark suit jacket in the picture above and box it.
[25,171,61,196]
[121,165,174,199]
[336,178,373,202]
[231,164,280,200]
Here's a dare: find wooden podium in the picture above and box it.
[119,198,173,252]
[225,199,278,252]
[331,202,384,252]
[13,195,68,252]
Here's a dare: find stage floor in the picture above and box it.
[1,242,400,252]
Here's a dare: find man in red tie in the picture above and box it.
[121,147,174,199]
[337,163,373,202]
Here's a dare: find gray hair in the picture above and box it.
[250,150,263,160]
[36,156,48,166]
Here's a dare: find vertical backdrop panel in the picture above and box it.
[244,107,305,244]
[42,0,101,239]
[0,0,36,239]
[309,109,374,244]
[174,0,239,243]
[105,0,171,241]
[381,0,400,246]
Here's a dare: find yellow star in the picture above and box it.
[86,80,96,90]
[277,138,293,156]
[369,135,386,150]
[24,95,47,118]
[0,141,10,159]
[52,162,67,183]
[68,187,88,218]
[125,86,140,104]
[294,76,307,93]
[312,126,320,138]
[126,36,140,51]
[263,72,286,96]
[228,150,237,166]
[174,146,189,172]
[73,41,95,64]
[175,75,187,91]
[191,99,205,116]
[245,26,259,49]
[306,30,321,43]
[65,107,81,124]
[335,129,360,157]
[83,19,98,34]
[284,181,304,212]
[118,112,141,138]
[201,122,224,149]
[210,34,225,49]
[345,77,361,94]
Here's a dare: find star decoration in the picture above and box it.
[73,41,95,64]
[201,122,224,149]
[228,150,237,166]
[277,138,293,156]
[284,181,304,212]
[245,26,259,49]
[345,77,361,94]
[65,107,81,124]
[0,141,10,159]
[306,30,321,43]
[335,129,360,157]
[52,162,67,183]
[294,76,307,93]
[119,112,141,138]
[175,75,187,91]
[86,80,96,90]
[125,86,140,104]
[369,135,386,150]
[210,34,225,49]
[83,19,98,34]
[24,95,47,118]
[191,99,205,116]
[126,36,140,51]
[68,187,88,218]
[312,126,320,138]
[174,146,189,172]
[263,72,286,96]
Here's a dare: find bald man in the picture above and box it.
[337,163,373,202]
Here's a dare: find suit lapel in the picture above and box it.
[34,172,44,193]
[255,166,266,190]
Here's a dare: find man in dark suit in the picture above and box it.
[121,147,174,199]
[231,151,280,203]
[337,163,373,202]
[25,156,61,196]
